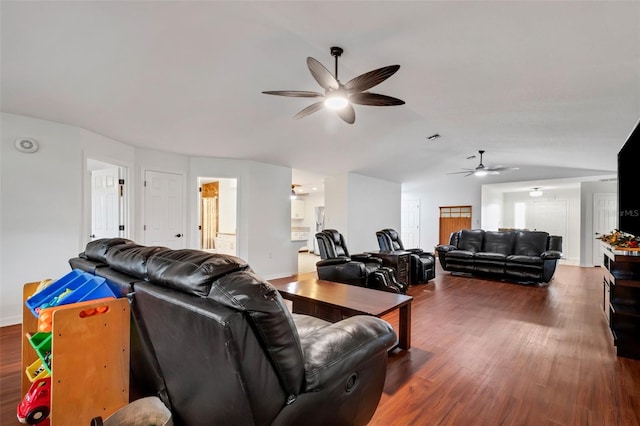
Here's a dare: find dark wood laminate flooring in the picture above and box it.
[2,264,638,425]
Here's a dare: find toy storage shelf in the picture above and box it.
[21,281,130,425]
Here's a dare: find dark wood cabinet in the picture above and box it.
[368,251,411,286]
[602,243,640,359]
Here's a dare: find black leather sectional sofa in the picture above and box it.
[69,238,396,426]
[435,229,563,284]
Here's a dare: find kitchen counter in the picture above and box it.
[291,226,310,242]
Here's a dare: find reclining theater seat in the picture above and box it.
[473,230,516,275]
[376,228,436,284]
[315,229,406,294]
[69,239,172,400]
[505,231,561,283]
[70,238,397,426]
[441,229,485,273]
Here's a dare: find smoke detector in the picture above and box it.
[15,138,39,153]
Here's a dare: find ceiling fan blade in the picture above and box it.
[349,92,405,106]
[307,57,339,90]
[447,169,474,174]
[487,166,520,172]
[293,102,325,120]
[262,90,323,98]
[336,104,356,124]
[344,65,400,93]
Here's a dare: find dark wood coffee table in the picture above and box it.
[273,278,413,350]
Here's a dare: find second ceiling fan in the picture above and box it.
[449,150,519,177]
[262,46,405,124]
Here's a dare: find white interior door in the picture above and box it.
[593,193,617,266]
[532,200,568,257]
[91,168,121,239]
[402,198,420,249]
[144,170,185,249]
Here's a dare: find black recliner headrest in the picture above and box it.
[385,229,400,241]
[146,249,251,297]
[324,229,342,245]
[106,244,170,280]
[83,238,135,263]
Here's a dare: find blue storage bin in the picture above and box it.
[26,270,86,317]
[25,270,117,317]
[60,276,116,304]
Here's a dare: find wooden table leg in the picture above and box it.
[398,302,412,350]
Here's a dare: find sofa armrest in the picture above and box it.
[316,258,351,267]
[435,244,456,253]
[541,250,562,260]
[299,316,396,391]
[351,253,380,263]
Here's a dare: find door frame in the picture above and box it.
[196,176,238,255]
[592,193,617,266]
[83,154,131,249]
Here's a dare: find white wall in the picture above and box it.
[324,174,349,236]
[1,113,134,325]
[1,113,297,325]
[246,161,297,278]
[218,179,237,235]
[404,180,483,250]
[481,186,503,231]
[347,174,401,253]
[324,173,401,254]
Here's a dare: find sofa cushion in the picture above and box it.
[147,249,250,297]
[457,229,484,253]
[447,250,475,260]
[106,244,170,279]
[482,231,515,255]
[475,252,507,262]
[208,270,305,397]
[506,255,544,266]
[512,231,548,256]
[83,238,135,263]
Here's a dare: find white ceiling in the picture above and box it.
[2,1,639,188]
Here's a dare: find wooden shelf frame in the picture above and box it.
[21,282,130,425]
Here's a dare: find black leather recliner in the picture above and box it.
[315,229,406,294]
[70,238,397,426]
[376,229,436,284]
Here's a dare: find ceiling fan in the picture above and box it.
[449,150,519,177]
[262,46,404,124]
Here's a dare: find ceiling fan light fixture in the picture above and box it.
[530,188,543,197]
[324,93,349,110]
[262,46,403,123]
[474,170,488,177]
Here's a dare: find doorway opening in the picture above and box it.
[87,159,128,243]
[198,177,237,255]
[439,205,472,244]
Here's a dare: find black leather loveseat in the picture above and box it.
[69,238,397,426]
[435,229,562,284]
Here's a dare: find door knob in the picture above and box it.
[175,233,183,238]
[90,234,96,238]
